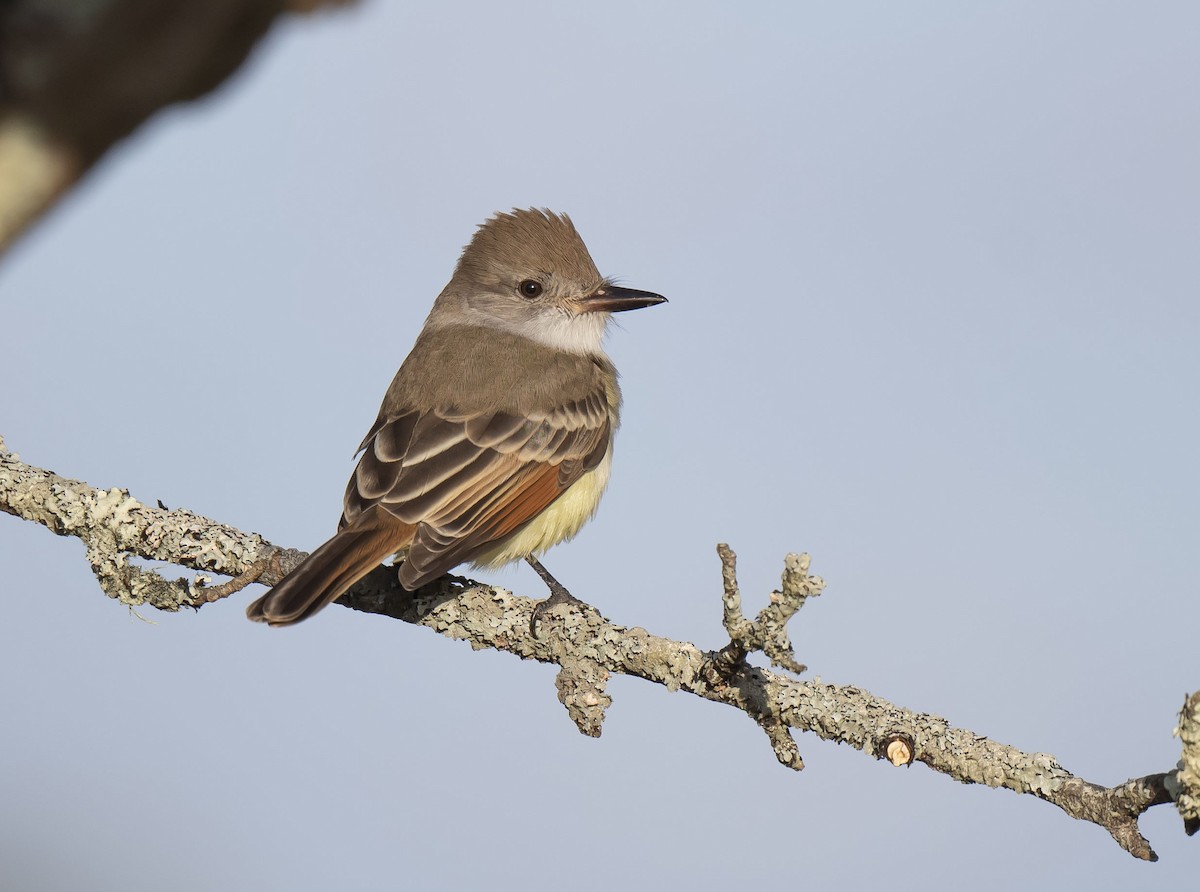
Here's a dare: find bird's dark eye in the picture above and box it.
[518,279,543,299]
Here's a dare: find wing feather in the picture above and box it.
[341,381,612,589]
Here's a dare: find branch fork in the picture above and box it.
[703,544,825,770]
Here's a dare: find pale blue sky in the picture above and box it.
[2,2,1197,888]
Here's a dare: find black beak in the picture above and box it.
[578,285,668,314]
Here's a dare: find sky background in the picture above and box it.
[2,1,1198,889]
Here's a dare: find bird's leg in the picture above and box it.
[526,556,595,636]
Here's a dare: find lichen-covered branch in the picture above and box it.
[0,435,1192,861]
[1173,690,1200,836]
[0,435,302,610]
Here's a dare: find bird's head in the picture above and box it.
[430,208,666,353]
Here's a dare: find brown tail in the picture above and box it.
[246,511,415,626]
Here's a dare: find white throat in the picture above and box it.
[515,310,608,354]
[448,304,609,355]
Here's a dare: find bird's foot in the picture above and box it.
[526,556,595,637]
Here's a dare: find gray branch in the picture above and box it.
[1,434,1192,861]
[1171,691,1200,837]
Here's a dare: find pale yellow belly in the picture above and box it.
[469,446,613,568]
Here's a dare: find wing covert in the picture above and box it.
[339,385,611,586]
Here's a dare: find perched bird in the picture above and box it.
[246,208,665,627]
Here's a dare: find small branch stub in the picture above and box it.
[881,733,915,767]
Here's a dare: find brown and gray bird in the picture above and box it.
[246,209,665,626]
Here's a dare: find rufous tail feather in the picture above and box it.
[246,514,413,626]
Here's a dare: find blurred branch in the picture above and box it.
[0,0,353,256]
[1,434,1192,861]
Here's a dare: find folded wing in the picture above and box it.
[343,384,611,590]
